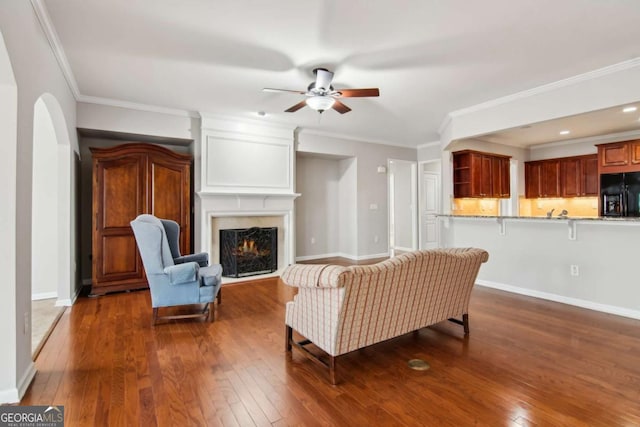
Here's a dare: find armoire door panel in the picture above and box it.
[100,158,144,229]
[100,235,140,278]
[149,158,191,254]
[150,163,185,222]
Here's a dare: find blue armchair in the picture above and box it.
[130,214,222,324]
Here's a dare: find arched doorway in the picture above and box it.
[0,29,19,402]
[31,94,74,355]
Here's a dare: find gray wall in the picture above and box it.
[297,131,417,259]
[295,154,341,258]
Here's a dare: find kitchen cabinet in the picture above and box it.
[560,155,598,197]
[526,154,597,198]
[91,143,192,295]
[526,159,560,198]
[597,139,640,173]
[453,150,510,198]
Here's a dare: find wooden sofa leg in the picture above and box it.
[463,313,470,335]
[152,308,159,325]
[285,325,292,352]
[329,356,337,385]
[217,288,222,305]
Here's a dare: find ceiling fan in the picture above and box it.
[263,68,380,114]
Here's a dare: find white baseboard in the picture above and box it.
[476,279,640,320]
[295,252,341,262]
[0,387,19,405]
[18,362,36,401]
[0,362,36,404]
[391,246,414,252]
[31,291,57,301]
[296,251,390,262]
[56,283,83,307]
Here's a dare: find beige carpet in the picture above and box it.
[32,298,65,358]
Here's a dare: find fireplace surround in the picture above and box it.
[196,114,298,282]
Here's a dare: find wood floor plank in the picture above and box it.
[21,269,640,426]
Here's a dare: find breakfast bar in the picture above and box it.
[438,214,640,320]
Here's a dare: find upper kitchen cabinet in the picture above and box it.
[597,139,640,173]
[560,154,598,197]
[526,154,597,198]
[525,159,560,198]
[453,150,511,198]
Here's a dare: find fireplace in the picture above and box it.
[220,227,278,278]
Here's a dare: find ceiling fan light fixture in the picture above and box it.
[306,95,335,112]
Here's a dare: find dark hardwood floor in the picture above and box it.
[22,273,640,426]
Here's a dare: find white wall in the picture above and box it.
[529,139,599,161]
[442,217,640,319]
[0,2,78,403]
[295,155,341,258]
[297,131,416,259]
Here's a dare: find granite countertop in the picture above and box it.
[437,214,640,222]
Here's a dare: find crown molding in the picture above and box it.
[299,128,416,149]
[79,95,199,118]
[199,112,297,131]
[438,113,453,137]
[529,129,640,150]
[449,57,640,119]
[417,141,440,149]
[31,0,80,99]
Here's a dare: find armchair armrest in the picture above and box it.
[280,264,348,288]
[198,264,223,287]
[164,262,199,285]
[174,252,209,267]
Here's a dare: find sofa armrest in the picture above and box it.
[164,262,199,285]
[175,252,209,267]
[281,264,348,288]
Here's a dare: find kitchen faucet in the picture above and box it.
[546,208,555,218]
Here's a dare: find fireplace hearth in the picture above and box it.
[220,227,278,278]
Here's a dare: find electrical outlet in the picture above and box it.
[570,265,579,276]
[374,235,379,243]
[24,312,29,334]
[310,237,316,244]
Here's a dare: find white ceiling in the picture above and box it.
[43,0,640,147]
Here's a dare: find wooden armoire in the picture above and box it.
[91,143,192,295]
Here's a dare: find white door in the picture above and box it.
[422,171,440,249]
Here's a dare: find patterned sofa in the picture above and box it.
[281,248,489,384]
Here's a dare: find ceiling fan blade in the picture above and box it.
[332,99,351,114]
[263,88,307,94]
[285,100,308,113]
[337,88,380,98]
[314,68,334,91]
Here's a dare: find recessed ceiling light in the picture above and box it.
[623,106,637,113]
[559,130,570,135]
[257,111,267,117]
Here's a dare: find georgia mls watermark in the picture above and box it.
[0,406,64,427]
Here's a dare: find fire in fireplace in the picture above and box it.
[219,227,277,278]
